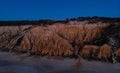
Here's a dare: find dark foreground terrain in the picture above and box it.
[0,52,120,73]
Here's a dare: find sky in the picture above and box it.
[0,0,120,20]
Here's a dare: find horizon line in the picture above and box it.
[0,16,120,21]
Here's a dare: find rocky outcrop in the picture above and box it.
[0,22,119,63]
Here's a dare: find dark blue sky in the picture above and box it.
[0,0,120,20]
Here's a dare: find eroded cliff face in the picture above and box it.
[0,22,119,63]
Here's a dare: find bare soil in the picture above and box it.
[0,52,120,73]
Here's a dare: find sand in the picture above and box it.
[0,52,120,73]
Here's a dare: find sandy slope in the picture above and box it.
[0,52,120,73]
